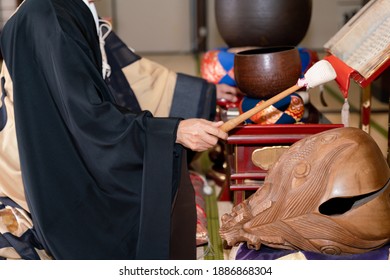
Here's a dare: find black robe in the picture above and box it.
[0,0,197,259]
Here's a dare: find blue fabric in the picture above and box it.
[217,48,235,72]
[214,47,236,86]
[2,232,41,260]
[219,75,236,86]
[298,47,311,77]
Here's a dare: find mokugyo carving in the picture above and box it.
[220,127,390,255]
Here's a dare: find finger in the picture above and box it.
[197,133,219,148]
[187,134,217,151]
[213,121,224,127]
[206,122,228,140]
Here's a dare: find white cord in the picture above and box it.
[341,98,350,127]
[82,1,112,79]
[98,19,112,79]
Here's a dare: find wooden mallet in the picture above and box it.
[220,60,337,132]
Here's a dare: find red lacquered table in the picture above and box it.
[219,103,343,205]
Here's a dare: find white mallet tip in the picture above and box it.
[302,60,337,88]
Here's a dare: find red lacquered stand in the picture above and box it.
[324,55,390,134]
[219,104,343,205]
[323,0,390,163]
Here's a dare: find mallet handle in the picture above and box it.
[220,84,302,132]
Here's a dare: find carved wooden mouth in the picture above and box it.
[318,178,390,215]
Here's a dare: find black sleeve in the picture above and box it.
[170,73,217,120]
[1,0,183,259]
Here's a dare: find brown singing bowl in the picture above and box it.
[234,46,302,99]
[215,0,312,48]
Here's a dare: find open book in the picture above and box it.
[324,0,390,90]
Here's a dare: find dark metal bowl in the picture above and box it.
[215,0,312,48]
[234,46,302,99]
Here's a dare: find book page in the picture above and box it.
[324,0,390,79]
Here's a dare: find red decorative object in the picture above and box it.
[200,48,236,86]
[239,93,305,125]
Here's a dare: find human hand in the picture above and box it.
[216,83,241,103]
[176,119,228,152]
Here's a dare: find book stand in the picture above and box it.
[323,0,390,162]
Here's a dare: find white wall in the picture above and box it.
[0,0,17,27]
[95,0,364,52]
[300,0,362,50]
[105,0,193,53]
[206,0,224,51]
[94,0,113,21]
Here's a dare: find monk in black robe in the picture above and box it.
[0,0,231,260]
